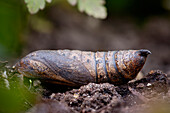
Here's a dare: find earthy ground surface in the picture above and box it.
[27,70,170,113]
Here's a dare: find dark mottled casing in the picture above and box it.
[15,49,151,86]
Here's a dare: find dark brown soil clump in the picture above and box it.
[129,70,168,98]
[53,83,123,112]
[29,70,170,113]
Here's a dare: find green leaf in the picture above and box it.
[25,0,50,14]
[77,0,107,19]
[67,0,77,6]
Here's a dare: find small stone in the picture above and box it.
[147,83,152,87]
[73,93,79,99]
[50,93,56,99]
[136,83,145,88]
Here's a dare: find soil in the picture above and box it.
[27,70,170,113]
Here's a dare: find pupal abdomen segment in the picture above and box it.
[15,49,151,86]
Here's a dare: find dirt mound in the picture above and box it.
[29,70,170,113]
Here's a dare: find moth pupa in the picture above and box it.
[15,49,151,86]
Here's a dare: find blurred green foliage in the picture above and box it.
[25,0,52,14]
[25,0,107,19]
[77,0,107,19]
[0,0,25,60]
[0,61,40,113]
[68,0,107,19]
[24,0,170,19]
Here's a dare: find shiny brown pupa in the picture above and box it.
[15,49,151,86]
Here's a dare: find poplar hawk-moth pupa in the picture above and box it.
[15,49,151,86]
